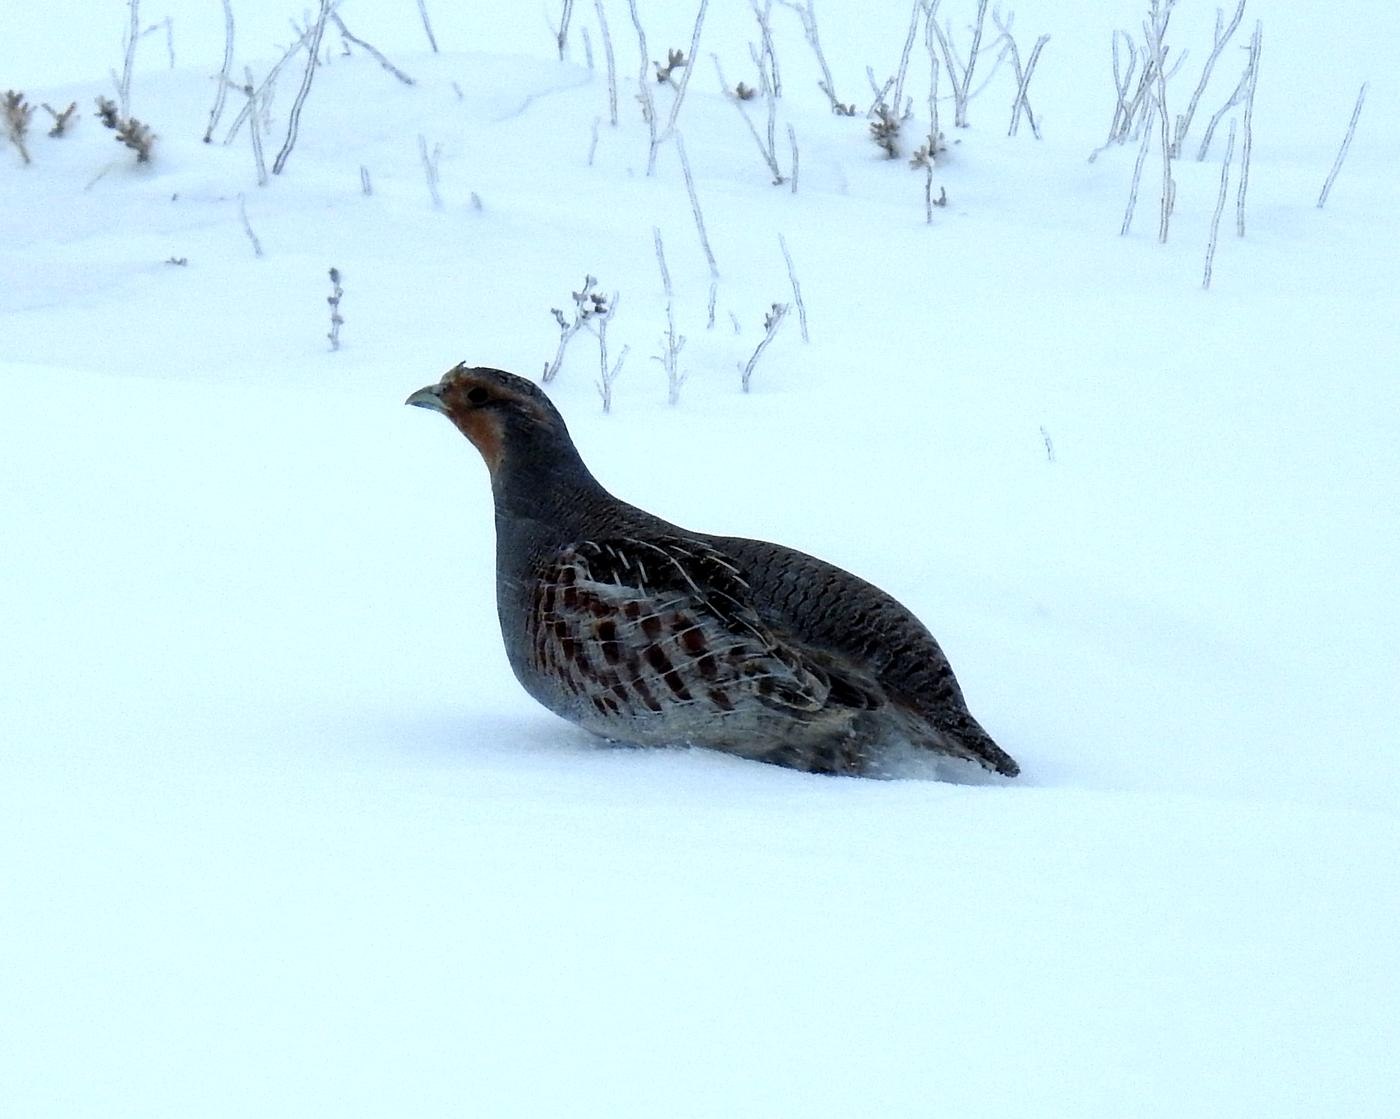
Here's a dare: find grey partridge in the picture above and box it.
[406,365,1019,779]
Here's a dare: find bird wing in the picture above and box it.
[525,535,830,720]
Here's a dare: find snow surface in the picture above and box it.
[3,1,1399,1115]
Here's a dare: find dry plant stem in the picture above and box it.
[556,0,576,60]
[932,0,990,128]
[649,0,709,174]
[1195,62,1248,160]
[924,18,940,153]
[1235,21,1260,236]
[42,101,78,137]
[779,235,808,343]
[1317,82,1368,209]
[595,295,625,412]
[544,276,603,382]
[674,134,720,327]
[418,135,443,209]
[272,0,332,175]
[1121,98,1155,236]
[627,0,659,164]
[222,25,314,145]
[4,93,33,164]
[360,165,372,195]
[1145,12,1174,242]
[238,194,264,257]
[331,14,415,84]
[751,1,781,97]
[1108,32,1138,141]
[120,0,140,118]
[593,0,619,125]
[327,267,344,350]
[1203,117,1235,289]
[245,68,268,185]
[1005,31,1049,138]
[416,0,440,52]
[890,0,922,117]
[776,0,845,113]
[1174,0,1246,156]
[740,304,789,392]
[713,54,783,184]
[588,116,601,164]
[787,123,798,193]
[204,0,235,142]
[653,228,687,404]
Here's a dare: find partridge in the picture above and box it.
[406,365,1019,779]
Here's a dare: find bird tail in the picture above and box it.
[909,713,1021,778]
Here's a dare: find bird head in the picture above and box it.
[405,365,571,476]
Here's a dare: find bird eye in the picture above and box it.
[466,386,489,405]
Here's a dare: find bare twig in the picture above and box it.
[545,276,609,383]
[203,0,235,142]
[1121,97,1155,236]
[1235,20,1260,236]
[120,0,140,118]
[751,1,782,97]
[713,53,784,184]
[555,0,576,60]
[998,14,1049,140]
[360,165,372,195]
[3,91,34,163]
[1145,9,1175,242]
[649,0,709,173]
[41,101,78,138]
[238,194,264,257]
[740,303,789,392]
[1173,0,1246,156]
[653,228,687,404]
[930,0,990,128]
[787,122,799,193]
[887,0,921,122]
[595,292,625,412]
[331,13,416,84]
[593,0,619,126]
[675,134,720,328]
[271,0,332,175]
[417,0,440,53]
[222,23,316,145]
[923,15,941,157]
[776,0,853,114]
[627,0,659,165]
[327,267,344,350]
[418,134,443,209]
[1203,117,1235,289]
[778,234,808,343]
[1317,82,1368,209]
[244,68,267,185]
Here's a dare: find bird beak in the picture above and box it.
[405,384,446,413]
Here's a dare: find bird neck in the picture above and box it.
[488,430,615,541]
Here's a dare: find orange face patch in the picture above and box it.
[453,408,505,473]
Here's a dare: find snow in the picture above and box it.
[3,1,1399,1115]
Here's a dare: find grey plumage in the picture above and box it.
[406,365,1019,779]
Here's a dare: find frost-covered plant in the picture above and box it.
[4,90,35,163]
[43,101,78,137]
[544,276,611,383]
[740,302,789,392]
[95,95,156,162]
[327,268,345,350]
[869,102,904,158]
[655,47,688,85]
[909,142,948,223]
